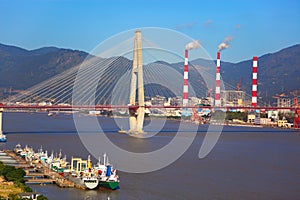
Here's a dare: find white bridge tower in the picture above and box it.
[128,30,145,134]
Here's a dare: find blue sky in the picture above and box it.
[0,0,299,62]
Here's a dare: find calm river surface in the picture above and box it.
[1,112,300,200]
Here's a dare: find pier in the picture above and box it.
[1,150,86,189]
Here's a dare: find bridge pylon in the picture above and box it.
[128,30,145,134]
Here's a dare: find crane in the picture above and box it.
[237,77,242,91]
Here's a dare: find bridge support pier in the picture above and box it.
[294,109,300,129]
[128,30,145,134]
[0,108,3,135]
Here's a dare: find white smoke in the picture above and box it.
[185,40,200,50]
[218,36,233,51]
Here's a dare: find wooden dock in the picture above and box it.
[3,150,28,165]
[26,178,55,184]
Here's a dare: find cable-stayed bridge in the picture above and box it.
[0,29,299,134]
[3,31,252,107]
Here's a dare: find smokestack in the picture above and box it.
[215,51,221,106]
[182,41,199,107]
[182,49,189,106]
[252,56,258,107]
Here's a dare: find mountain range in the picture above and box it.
[0,43,299,105]
[0,43,88,90]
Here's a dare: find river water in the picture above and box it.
[1,112,300,200]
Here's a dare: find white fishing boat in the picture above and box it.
[71,154,120,190]
[82,176,99,189]
[14,144,23,154]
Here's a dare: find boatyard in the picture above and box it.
[0,145,120,191]
[1,149,80,189]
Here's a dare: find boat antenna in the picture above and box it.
[59,149,62,159]
[103,153,107,165]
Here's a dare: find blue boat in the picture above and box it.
[0,134,6,142]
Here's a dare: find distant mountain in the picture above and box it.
[0,43,299,105]
[253,44,300,101]
[0,43,88,90]
[223,44,300,104]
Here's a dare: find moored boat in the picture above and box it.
[100,180,119,190]
[82,177,99,189]
[0,134,6,142]
[95,154,120,190]
[13,144,120,190]
[118,129,127,134]
[118,126,127,134]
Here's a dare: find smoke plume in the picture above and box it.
[218,36,233,51]
[185,40,200,50]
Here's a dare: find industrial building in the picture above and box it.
[221,90,246,106]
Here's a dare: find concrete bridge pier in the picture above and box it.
[0,107,3,135]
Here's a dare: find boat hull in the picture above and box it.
[100,181,119,190]
[83,178,99,190]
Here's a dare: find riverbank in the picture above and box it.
[0,176,23,199]
[0,158,46,199]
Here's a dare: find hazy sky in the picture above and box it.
[1,0,299,62]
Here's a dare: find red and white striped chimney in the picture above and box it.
[252,56,258,107]
[215,51,221,106]
[182,49,189,106]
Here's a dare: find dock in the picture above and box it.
[1,150,86,189]
[0,151,19,165]
[3,150,28,165]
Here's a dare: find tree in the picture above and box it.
[8,193,22,200]
[6,168,26,183]
[37,195,48,200]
